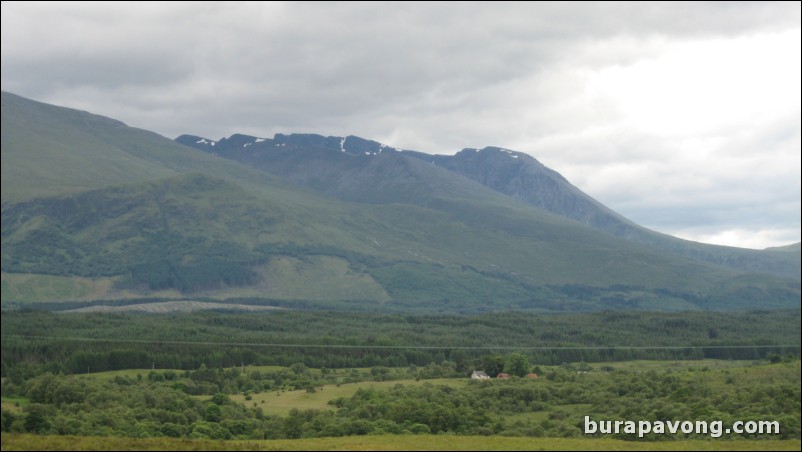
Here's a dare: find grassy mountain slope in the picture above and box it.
[2,92,799,311]
[404,146,801,279]
[2,91,180,201]
[1,92,327,210]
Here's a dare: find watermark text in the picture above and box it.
[584,416,780,438]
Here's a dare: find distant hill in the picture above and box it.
[2,91,799,311]
[765,242,801,253]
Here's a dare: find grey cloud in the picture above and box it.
[1,2,799,248]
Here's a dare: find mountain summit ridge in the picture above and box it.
[178,131,800,278]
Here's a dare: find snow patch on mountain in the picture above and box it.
[501,149,519,159]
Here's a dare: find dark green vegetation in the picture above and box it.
[2,310,799,374]
[2,91,800,311]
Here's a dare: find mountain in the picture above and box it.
[178,132,800,279]
[2,91,799,312]
[404,146,801,278]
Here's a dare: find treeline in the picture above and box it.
[2,310,799,378]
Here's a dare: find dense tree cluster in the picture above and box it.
[2,310,798,378]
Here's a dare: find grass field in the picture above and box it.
[0,396,28,413]
[2,433,799,451]
[70,368,186,382]
[75,366,290,382]
[230,378,468,416]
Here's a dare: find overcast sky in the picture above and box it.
[2,2,800,250]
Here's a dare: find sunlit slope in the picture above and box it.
[2,91,317,207]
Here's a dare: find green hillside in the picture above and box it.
[1,91,799,311]
[2,91,180,201]
[8,171,768,310]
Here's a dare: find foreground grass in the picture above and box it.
[2,434,799,451]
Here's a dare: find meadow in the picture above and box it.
[2,433,800,451]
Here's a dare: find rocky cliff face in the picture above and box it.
[406,146,634,232]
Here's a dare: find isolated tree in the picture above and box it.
[481,355,505,377]
[211,392,229,405]
[504,353,530,377]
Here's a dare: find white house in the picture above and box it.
[471,370,490,379]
